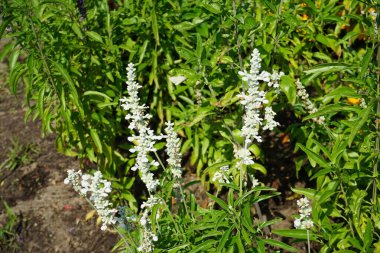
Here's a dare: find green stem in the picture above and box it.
[307,229,311,253]
[27,15,57,94]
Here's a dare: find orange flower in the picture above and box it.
[347,97,360,105]
[301,13,309,21]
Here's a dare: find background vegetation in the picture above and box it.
[1,0,379,251]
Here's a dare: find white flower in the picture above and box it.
[360,98,367,108]
[295,79,325,124]
[250,176,260,188]
[64,169,83,193]
[234,147,255,166]
[64,170,117,231]
[297,197,310,209]
[294,197,313,230]
[165,121,183,179]
[263,106,280,131]
[294,218,302,229]
[121,63,163,193]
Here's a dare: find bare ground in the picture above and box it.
[0,48,118,253]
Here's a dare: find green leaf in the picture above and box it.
[201,3,221,14]
[272,229,317,241]
[348,105,371,147]
[322,86,359,103]
[167,244,191,253]
[71,23,83,39]
[280,76,296,105]
[151,8,160,45]
[303,104,361,121]
[188,239,215,253]
[85,31,103,43]
[236,234,245,252]
[206,192,231,212]
[196,33,203,59]
[262,0,276,12]
[9,50,20,71]
[359,48,374,79]
[90,129,103,153]
[9,63,26,94]
[251,163,267,175]
[297,143,330,168]
[217,226,233,252]
[84,91,112,100]
[52,61,84,119]
[291,188,316,199]
[363,221,373,250]
[263,239,298,252]
[304,63,352,79]
[316,34,341,55]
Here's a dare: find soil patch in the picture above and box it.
[0,41,118,253]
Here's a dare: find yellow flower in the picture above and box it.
[301,13,309,21]
[347,97,360,105]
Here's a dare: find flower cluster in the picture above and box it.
[212,166,230,184]
[138,196,161,253]
[294,197,313,229]
[234,49,282,173]
[237,49,282,144]
[120,63,163,193]
[295,79,325,124]
[64,170,117,231]
[164,122,183,180]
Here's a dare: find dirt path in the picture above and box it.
[0,44,117,252]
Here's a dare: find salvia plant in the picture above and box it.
[2,0,380,252]
[65,52,298,252]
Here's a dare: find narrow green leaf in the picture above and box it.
[206,192,230,212]
[167,244,190,253]
[297,143,330,168]
[83,90,112,100]
[236,234,245,252]
[90,129,103,153]
[262,0,276,12]
[304,63,352,76]
[303,104,361,120]
[359,48,374,79]
[196,33,203,59]
[280,76,296,105]
[291,188,316,199]
[85,31,103,43]
[363,221,373,250]
[151,8,160,45]
[139,40,149,64]
[201,3,221,14]
[310,168,333,180]
[38,85,45,117]
[188,239,215,253]
[52,61,84,119]
[348,105,371,147]
[263,239,298,252]
[272,229,317,241]
[9,50,20,71]
[71,23,83,39]
[216,227,232,252]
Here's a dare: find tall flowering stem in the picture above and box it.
[120,63,163,193]
[294,197,313,253]
[64,169,118,231]
[235,48,283,194]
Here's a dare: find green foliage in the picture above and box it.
[0,202,20,252]
[0,138,37,181]
[2,0,380,251]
